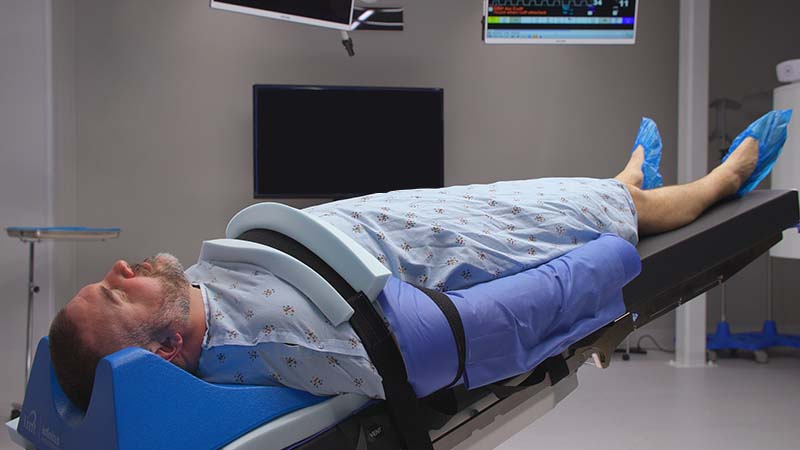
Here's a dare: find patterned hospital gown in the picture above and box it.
[305,177,638,292]
[185,258,385,399]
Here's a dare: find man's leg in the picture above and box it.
[622,137,758,235]
[614,146,645,188]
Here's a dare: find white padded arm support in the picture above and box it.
[226,203,391,318]
[200,239,355,327]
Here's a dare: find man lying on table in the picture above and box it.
[49,111,791,410]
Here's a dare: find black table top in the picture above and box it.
[624,189,799,311]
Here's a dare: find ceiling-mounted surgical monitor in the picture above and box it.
[211,0,355,30]
[484,0,638,45]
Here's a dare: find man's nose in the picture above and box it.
[107,260,134,281]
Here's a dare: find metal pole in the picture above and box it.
[675,0,710,368]
[767,256,773,321]
[25,241,37,387]
[720,283,727,323]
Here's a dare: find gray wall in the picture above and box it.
[706,0,800,333]
[0,0,55,418]
[70,0,680,297]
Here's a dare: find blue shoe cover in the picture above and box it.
[722,109,793,197]
[632,117,663,189]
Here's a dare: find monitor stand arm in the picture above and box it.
[340,31,355,57]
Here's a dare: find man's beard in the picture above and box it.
[132,253,190,302]
[128,253,191,344]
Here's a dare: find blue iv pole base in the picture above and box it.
[707,321,772,351]
[758,320,800,348]
[707,320,800,352]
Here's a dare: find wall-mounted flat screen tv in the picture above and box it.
[253,85,444,198]
[211,0,355,30]
[484,0,638,45]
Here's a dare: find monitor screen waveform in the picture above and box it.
[492,0,603,6]
[484,0,637,45]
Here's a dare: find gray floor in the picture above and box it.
[3,350,799,450]
[496,349,800,450]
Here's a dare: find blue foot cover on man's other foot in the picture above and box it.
[633,117,663,189]
[723,109,793,197]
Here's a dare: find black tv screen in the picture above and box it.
[253,85,444,198]
[211,0,354,29]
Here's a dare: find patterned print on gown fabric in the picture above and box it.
[305,177,638,292]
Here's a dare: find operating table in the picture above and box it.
[6,189,799,450]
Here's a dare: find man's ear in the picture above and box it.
[153,333,184,362]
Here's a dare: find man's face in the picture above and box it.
[63,254,190,354]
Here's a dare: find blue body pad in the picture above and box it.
[453,233,641,388]
[18,338,325,450]
[378,279,462,397]
[380,234,641,394]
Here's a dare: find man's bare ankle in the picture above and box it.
[711,165,742,197]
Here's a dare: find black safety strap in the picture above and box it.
[416,286,467,391]
[346,291,434,450]
[237,229,440,448]
[240,229,468,388]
